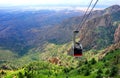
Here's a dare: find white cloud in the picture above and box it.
[0,0,84,6]
[0,0,119,6]
[97,0,120,5]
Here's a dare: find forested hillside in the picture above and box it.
[0,9,83,55]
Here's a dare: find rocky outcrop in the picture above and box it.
[89,5,120,19]
[48,57,61,65]
[104,5,120,14]
[114,24,120,43]
[78,5,120,50]
[79,14,114,50]
[98,42,120,60]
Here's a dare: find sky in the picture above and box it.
[0,0,119,10]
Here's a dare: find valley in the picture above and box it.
[0,5,120,78]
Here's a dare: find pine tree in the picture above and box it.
[109,66,118,77]
[91,58,97,64]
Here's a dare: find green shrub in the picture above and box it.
[91,58,97,64]
[97,69,103,74]
[84,60,88,64]
[84,69,90,76]
[18,72,24,78]
[109,66,118,77]
[96,73,102,78]
[105,69,110,75]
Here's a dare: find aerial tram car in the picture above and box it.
[73,30,83,57]
[72,0,98,57]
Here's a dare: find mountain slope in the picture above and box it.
[0,10,83,55]
[78,5,120,50]
[45,5,120,51]
[0,5,120,56]
[0,5,120,78]
[0,5,120,70]
[3,42,120,78]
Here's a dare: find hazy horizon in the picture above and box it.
[0,0,119,10]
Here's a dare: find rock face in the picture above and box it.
[98,42,120,60]
[104,5,120,14]
[78,5,120,50]
[48,57,61,65]
[79,14,115,50]
[114,24,120,43]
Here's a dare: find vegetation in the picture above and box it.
[0,5,120,78]
[95,26,116,49]
[1,48,119,78]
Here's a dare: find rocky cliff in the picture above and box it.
[78,5,120,50]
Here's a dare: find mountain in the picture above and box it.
[2,37,120,78]
[114,23,120,43]
[46,5,120,51]
[45,5,120,48]
[0,9,83,55]
[1,5,119,56]
[0,5,120,78]
[0,5,120,65]
[77,5,120,50]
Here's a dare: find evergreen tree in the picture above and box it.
[84,60,88,64]
[91,58,97,64]
[18,72,24,78]
[109,66,118,77]
[96,73,102,78]
[105,69,110,75]
[84,69,90,76]
[97,69,103,74]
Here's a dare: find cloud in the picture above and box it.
[97,0,120,5]
[0,0,119,7]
